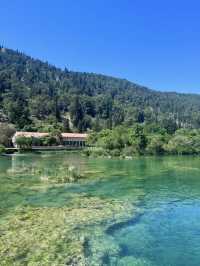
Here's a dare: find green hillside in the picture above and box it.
[0,46,200,132]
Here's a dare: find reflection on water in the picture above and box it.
[1,152,200,265]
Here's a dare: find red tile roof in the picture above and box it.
[62,133,88,138]
[14,132,88,139]
[14,132,49,138]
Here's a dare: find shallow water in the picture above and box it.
[1,152,200,265]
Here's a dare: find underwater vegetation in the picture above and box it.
[2,152,200,265]
[0,152,146,265]
[0,196,140,265]
[7,163,88,184]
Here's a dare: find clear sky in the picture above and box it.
[1,0,200,93]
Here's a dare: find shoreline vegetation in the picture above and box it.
[1,121,200,158]
[84,124,200,158]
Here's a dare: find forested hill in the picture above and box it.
[0,46,200,132]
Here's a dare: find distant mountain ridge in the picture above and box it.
[0,46,200,131]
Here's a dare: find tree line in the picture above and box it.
[86,125,200,156]
[1,47,200,134]
[1,47,200,155]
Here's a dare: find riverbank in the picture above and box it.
[1,146,87,157]
[83,146,200,160]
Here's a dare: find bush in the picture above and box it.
[40,136,57,146]
[32,137,42,146]
[91,147,109,157]
[122,146,135,157]
[0,123,15,147]
[82,148,91,156]
[0,145,5,154]
[165,135,194,155]
[15,136,32,150]
[109,149,121,157]
[146,134,166,155]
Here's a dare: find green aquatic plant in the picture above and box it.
[39,164,85,183]
[8,163,85,184]
[0,196,137,266]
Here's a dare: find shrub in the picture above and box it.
[122,146,135,157]
[82,148,91,156]
[15,136,32,150]
[146,134,166,155]
[40,136,57,146]
[0,123,15,147]
[91,147,109,157]
[31,137,42,146]
[110,149,121,157]
[0,145,5,154]
[165,135,194,155]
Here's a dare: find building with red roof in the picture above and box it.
[12,132,88,149]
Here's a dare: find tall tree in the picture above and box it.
[3,84,31,129]
[70,96,84,132]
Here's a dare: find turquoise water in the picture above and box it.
[109,160,200,266]
[1,152,200,265]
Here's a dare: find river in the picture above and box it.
[1,152,200,265]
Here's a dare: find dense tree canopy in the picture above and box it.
[1,47,200,133]
[86,125,200,157]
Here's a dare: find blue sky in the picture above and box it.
[1,0,200,93]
